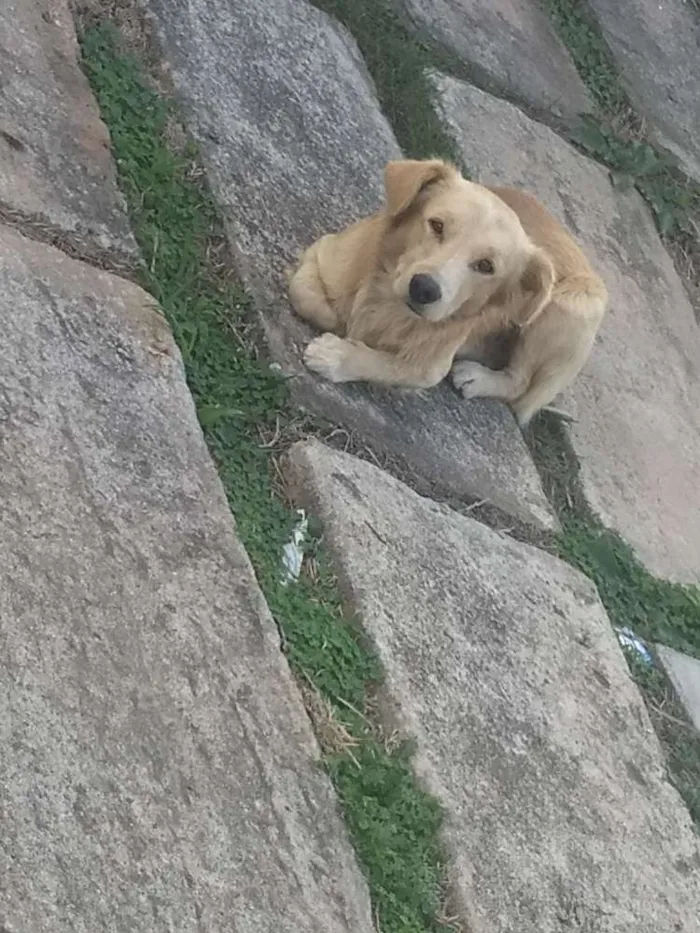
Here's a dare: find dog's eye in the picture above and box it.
[428,218,444,236]
[472,258,495,275]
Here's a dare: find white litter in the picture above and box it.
[615,627,653,665]
[280,509,308,585]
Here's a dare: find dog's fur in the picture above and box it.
[288,159,607,425]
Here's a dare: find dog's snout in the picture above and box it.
[409,273,441,306]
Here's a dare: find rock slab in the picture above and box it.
[0,0,135,257]
[144,0,557,533]
[586,0,700,183]
[657,646,700,733]
[287,439,700,933]
[0,225,373,933]
[431,73,700,582]
[393,0,591,124]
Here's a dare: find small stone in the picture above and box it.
[657,645,700,733]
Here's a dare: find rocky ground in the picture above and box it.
[2,0,700,930]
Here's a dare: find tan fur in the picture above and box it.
[452,186,608,425]
[288,160,606,423]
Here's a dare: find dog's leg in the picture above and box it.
[451,359,529,404]
[541,405,576,424]
[453,362,578,428]
[304,333,453,388]
[511,341,594,427]
[511,373,575,428]
[288,245,340,333]
[305,291,525,390]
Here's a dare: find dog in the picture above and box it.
[288,159,607,425]
[288,159,555,391]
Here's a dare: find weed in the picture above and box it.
[625,652,700,827]
[541,0,700,300]
[560,519,700,657]
[81,21,454,932]
[531,1,700,702]
[529,415,700,826]
[540,0,627,116]
[572,114,700,238]
[307,0,700,690]
[311,0,459,162]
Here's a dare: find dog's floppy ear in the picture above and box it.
[383,159,454,217]
[513,248,555,326]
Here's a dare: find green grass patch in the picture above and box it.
[559,514,700,823]
[542,0,700,249]
[572,114,700,239]
[560,520,700,657]
[81,21,454,933]
[530,415,700,825]
[526,7,700,813]
[530,416,700,660]
[307,0,700,684]
[310,0,459,163]
[540,0,627,116]
[626,653,700,827]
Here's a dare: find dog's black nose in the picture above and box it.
[409,273,441,306]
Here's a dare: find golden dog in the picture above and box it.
[288,159,607,425]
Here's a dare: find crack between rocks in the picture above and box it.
[0,201,140,284]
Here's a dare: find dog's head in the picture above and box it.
[381,159,554,324]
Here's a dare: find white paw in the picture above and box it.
[303,334,352,383]
[451,360,490,399]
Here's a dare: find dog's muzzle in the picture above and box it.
[408,273,441,309]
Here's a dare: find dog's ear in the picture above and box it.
[383,159,454,217]
[513,248,555,325]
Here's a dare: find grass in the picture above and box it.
[627,653,700,827]
[560,520,700,657]
[310,0,459,163]
[529,416,700,826]
[540,0,627,116]
[316,0,700,280]
[314,0,700,304]
[530,417,700,659]
[80,21,457,933]
[541,0,700,285]
[571,115,700,239]
[529,7,700,784]
[510,0,700,823]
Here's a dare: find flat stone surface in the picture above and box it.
[431,73,700,582]
[393,0,590,125]
[657,646,700,733]
[586,0,700,183]
[144,0,557,533]
[287,439,700,933]
[0,226,373,933]
[0,0,135,257]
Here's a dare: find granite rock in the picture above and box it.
[287,439,700,933]
[0,226,373,933]
[0,0,135,257]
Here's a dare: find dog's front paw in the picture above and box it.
[303,334,353,382]
[451,360,489,399]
